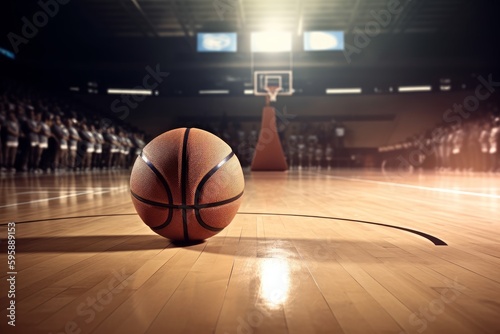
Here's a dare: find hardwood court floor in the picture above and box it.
[1,169,500,334]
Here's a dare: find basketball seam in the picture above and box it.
[181,128,190,241]
[131,189,244,210]
[196,190,244,232]
[137,152,174,230]
[194,151,235,204]
[131,191,170,208]
[194,151,243,232]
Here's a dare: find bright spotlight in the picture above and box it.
[251,31,292,52]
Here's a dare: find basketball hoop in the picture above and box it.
[265,85,282,102]
[254,71,293,105]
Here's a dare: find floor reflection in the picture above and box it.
[0,171,131,217]
[258,257,291,309]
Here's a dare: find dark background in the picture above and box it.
[1,0,499,144]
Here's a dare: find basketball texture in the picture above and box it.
[130,128,244,241]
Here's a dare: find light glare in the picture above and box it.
[251,31,292,52]
[107,89,152,95]
[398,85,432,92]
[326,88,362,94]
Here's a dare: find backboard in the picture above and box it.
[254,70,293,102]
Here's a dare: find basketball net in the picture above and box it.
[265,86,282,103]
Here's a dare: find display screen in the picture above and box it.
[304,31,344,51]
[197,33,237,52]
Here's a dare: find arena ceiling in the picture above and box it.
[1,0,497,53]
[79,0,472,38]
[0,0,498,88]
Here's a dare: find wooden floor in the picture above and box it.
[1,169,500,334]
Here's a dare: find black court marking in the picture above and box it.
[237,212,447,246]
[181,128,190,240]
[139,152,174,230]
[1,212,447,246]
[194,151,237,232]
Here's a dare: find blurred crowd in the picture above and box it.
[0,79,146,174]
[380,113,500,173]
[1,73,353,175]
[180,118,349,169]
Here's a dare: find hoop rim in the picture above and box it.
[265,85,282,101]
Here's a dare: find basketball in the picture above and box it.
[129,128,244,241]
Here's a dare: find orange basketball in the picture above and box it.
[130,128,244,241]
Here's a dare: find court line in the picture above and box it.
[316,173,500,199]
[237,212,447,246]
[0,187,128,208]
[0,212,447,246]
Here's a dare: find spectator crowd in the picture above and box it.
[0,79,145,174]
[380,112,500,173]
[177,117,349,169]
[1,77,351,175]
